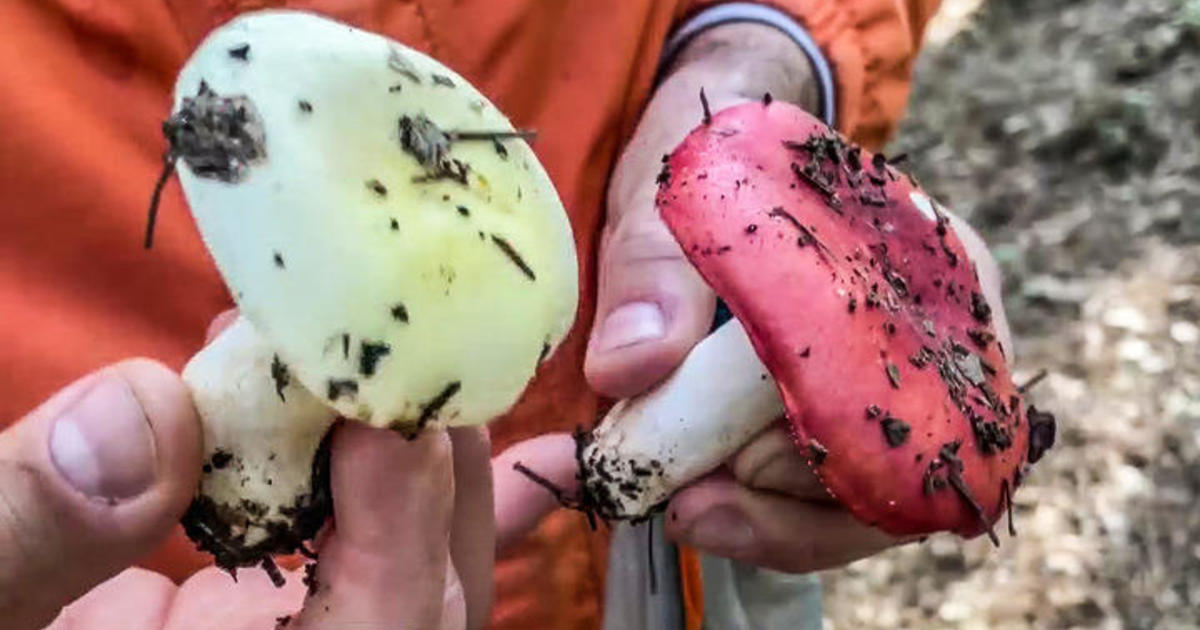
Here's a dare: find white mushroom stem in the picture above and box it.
[581,319,785,518]
[182,317,338,561]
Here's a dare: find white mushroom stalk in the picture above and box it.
[578,319,784,519]
[182,318,337,575]
[161,11,577,574]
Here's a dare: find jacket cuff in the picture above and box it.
[670,0,930,149]
[660,2,837,128]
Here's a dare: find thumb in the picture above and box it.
[0,360,202,630]
[585,200,715,398]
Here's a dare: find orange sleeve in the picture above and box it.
[681,0,943,149]
[678,545,705,630]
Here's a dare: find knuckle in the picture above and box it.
[730,450,774,490]
[731,429,792,488]
[603,213,687,268]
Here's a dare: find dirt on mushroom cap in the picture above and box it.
[657,101,1053,540]
[170,11,578,432]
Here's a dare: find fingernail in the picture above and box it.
[49,376,157,500]
[595,302,666,352]
[687,507,755,554]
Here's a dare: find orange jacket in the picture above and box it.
[0,1,939,627]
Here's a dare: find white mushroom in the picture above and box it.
[162,10,578,574]
[579,319,783,518]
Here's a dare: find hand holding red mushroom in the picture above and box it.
[573,27,1056,570]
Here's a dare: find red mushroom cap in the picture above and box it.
[657,101,1052,541]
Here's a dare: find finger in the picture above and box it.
[727,425,832,501]
[48,568,176,630]
[584,199,716,398]
[490,433,579,551]
[163,565,306,630]
[204,308,239,344]
[291,424,457,630]
[665,475,899,573]
[448,427,494,630]
[0,360,202,630]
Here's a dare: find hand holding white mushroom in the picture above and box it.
[160,11,578,575]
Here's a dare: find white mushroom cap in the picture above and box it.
[173,10,578,429]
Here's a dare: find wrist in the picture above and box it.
[650,23,820,150]
[609,23,820,215]
[661,22,821,116]
[662,3,838,125]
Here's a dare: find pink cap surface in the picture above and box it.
[657,101,1050,539]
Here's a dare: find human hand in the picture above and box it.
[658,206,1011,572]
[0,359,201,630]
[0,307,525,629]
[50,423,490,630]
[584,23,1014,573]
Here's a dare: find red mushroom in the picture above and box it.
[569,99,1055,542]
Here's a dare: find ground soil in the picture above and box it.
[821,1,1200,628]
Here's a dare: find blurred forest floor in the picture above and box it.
[822,0,1200,628]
